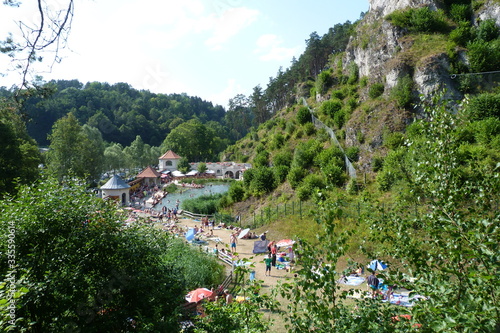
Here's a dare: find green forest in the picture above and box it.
[1,0,500,332]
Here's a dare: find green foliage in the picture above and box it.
[449,21,474,46]
[178,156,191,173]
[297,174,327,200]
[471,117,500,145]
[320,99,343,117]
[273,164,290,184]
[247,167,276,196]
[296,106,312,125]
[386,7,450,33]
[316,69,334,95]
[371,156,384,172]
[466,92,500,120]
[197,162,207,174]
[467,39,500,72]
[391,75,414,109]
[253,150,270,168]
[270,132,285,150]
[376,169,396,191]
[448,3,472,23]
[228,181,245,203]
[287,166,307,189]
[331,89,345,99]
[292,140,322,169]
[182,193,224,214]
[368,83,385,99]
[303,122,316,136]
[384,132,405,149]
[347,62,359,85]
[345,146,360,161]
[273,150,293,168]
[332,109,346,128]
[0,177,197,332]
[476,18,500,42]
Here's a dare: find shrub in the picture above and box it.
[449,21,474,46]
[347,62,359,84]
[273,165,290,184]
[331,89,345,100]
[345,146,360,161]
[320,99,343,117]
[333,109,346,128]
[273,150,293,168]
[270,133,285,150]
[316,69,334,95]
[466,93,500,120]
[297,106,312,124]
[391,75,414,108]
[249,166,276,196]
[467,39,500,72]
[303,122,316,136]
[321,163,346,187]
[253,151,269,167]
[369,83,385,99]
[302,173,326,190]
[287,166,307,189]
[372,156,384,172]
[255,142,265,154]
[449,3,472,23]
[477,18,500,42]
[296,184,312,201]
[228,182,245,203]
[472,118,500,145]
[376,170,395,191]
[384,132,405,149]
[386,7,450,33]
[286,121,296,135]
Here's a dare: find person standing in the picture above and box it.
[367,271,381,298]
[264,254,273,276]
[271,244,277,267]
[230,233,237,252]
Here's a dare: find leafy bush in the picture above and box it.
[331,89,345,100]
[228,182,245,202]
[255,142,265,154]
[368,83,385,99]
[391,74,414,108]
[287,166,307,189]
[449,21,474,46]
[273,164,290,184]
[448,3,472,23]
[297,106,312,124]
[249,166,276,196]
[292,140,322,169]
[303,122,316,136]
[286,120,296,135]
[253,150,269,167]
[320,99,343,117]
[466,92,500,120]
[472,117,500,145]
[333,109,346,128]
[384,132,405,149]
[345,146,360,161]
[182,193,224,214]
[321,163,346,187]
[273,150,293,168]
[270,132,285,150]
[386,7,450,33]
[316,69,334,95]
[467,39,500,72]
[315,146,344,169]
[476,18,500,42]
[296,184,313,201]
[372,156,384,172]
[347,62,359,84]
[376,170,395,191]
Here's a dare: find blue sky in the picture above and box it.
[1,0,368,107]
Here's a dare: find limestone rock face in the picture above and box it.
[369,0,438,18]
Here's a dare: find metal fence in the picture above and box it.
[302,98,357,179]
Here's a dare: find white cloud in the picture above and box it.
[254,34,301,62]
[208,78,244,107]
[204,7,259,50]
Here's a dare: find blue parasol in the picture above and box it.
[368,259,387,271]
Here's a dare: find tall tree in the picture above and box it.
[250,85,268,125]
[162,119,215,162]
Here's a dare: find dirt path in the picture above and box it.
[173,216,294,287]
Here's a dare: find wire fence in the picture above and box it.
[301,98,357,179]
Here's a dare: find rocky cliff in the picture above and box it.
[341,0,500,172]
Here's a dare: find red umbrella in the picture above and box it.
[185,288,213,303]
[276,239,295,247]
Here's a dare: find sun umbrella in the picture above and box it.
[368,259,387,271]
[185,288,213,303]
[276,239,295,247]
[238,228,250,239]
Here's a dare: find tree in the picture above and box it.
[0,177,188,332]
[250,85,269,125]
[162,119,215,162]
[197,162,207,174]
[279,95,500,332]
[1,0,74,90]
